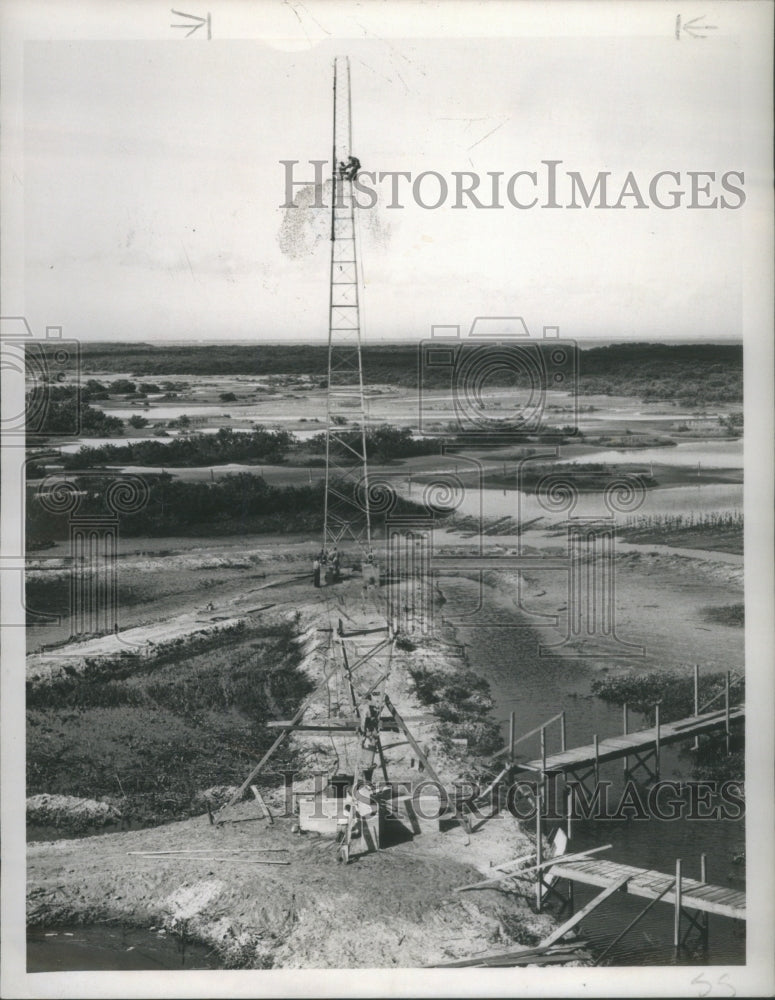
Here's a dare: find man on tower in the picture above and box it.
[338,155,361,181]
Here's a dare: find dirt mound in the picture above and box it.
[26,551,565,968]
[27,794,122,828]
[27,809,553,969]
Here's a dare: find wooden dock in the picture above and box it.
[547,854,746,921]
[516,705,745,778]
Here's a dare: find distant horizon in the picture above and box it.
[75,336,743,348]
[20,35,753,343]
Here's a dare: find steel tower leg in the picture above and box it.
[323,56,372,561]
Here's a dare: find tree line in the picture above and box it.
[27,472,431,542]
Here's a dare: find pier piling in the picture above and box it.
[699,853,709,950]
[536,782,544,912]
[593,733,599,786]
[725,672,730,754]
[622,703,629,777]
[674,858,683,949]
[693,664,700,752]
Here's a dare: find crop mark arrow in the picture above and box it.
[675,15,718,40]
[170,9,212,39]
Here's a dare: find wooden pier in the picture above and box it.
[455,841,744,960]
[476,664,747,949]
[516,705,745,783]
[546,854,746,922]
[487,668,745,794]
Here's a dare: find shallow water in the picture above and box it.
[27,817,150,843]
[556,440,742,469]
[27,924,219,972]
[450,482,742,524]
[441,576,745,966]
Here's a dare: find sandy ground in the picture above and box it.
[27,566,561,968]
[27,521,743,676]
[26,514,743,967]
[434,524,744,675]
[27,807,558,969]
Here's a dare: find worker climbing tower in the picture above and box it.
[322,56,372,560]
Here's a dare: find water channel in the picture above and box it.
[440,576,745,966]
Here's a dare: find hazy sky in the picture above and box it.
[19,16,766,342]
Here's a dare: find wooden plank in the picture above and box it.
[520,705,746,776]
[633,876,676,892]
[457,845,612,893]
[384,695,444,787]
[128,849,288,855]
[693,889,744,904]
[714,894,747,908]
[267,717,359,728]
[490,851,536,873]
[265,722,359,732]
[703,886,745,899]
[430,941,587,969]
[249,785,274,824]
[526,844,612,874]
[685,885,728,900]
[539,875,631,947]
[135,856,290,865]
[586,864,617,877]
[554,864,745,919]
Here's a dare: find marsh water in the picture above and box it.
[27,925,219,972]
[441,575,746,966]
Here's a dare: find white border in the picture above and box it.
[2,2,773,997]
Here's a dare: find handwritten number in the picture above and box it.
[691,973,736,997]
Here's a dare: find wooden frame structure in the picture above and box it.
[216,623,470,861]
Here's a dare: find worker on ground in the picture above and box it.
[362,700,380,746]
[313,555,321,588]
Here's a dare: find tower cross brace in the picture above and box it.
[322,55,372,558]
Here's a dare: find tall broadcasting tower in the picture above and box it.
[322,56,372,559]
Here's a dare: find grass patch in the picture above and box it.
[591,669,743,721]
[407,662,502,757]
[591,669,744,781]
[618,511,743,555]
[27,621,312,826]
[701,604,744,627]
